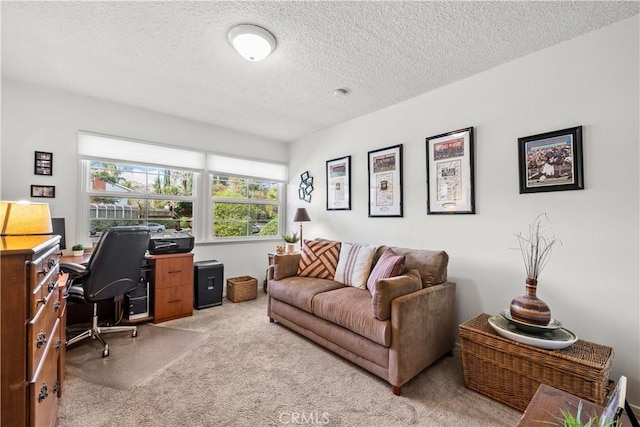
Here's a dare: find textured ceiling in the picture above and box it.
[2,1,638,142]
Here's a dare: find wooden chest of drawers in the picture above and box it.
[1,235,66,427]
[149,252,194,323]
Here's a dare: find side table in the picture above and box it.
[459,313,613,412]
[519,384,632,426]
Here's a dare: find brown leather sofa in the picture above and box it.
[267,245,456,395]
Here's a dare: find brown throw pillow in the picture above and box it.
[371,269,421,321]
[297,239,341,280]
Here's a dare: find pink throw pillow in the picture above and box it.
[367,248,406,294]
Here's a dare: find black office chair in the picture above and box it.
[60,226,150,357]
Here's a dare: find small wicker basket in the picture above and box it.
[227,276,258,303]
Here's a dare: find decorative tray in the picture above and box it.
[500,309,562,334]
[488,315,578,350]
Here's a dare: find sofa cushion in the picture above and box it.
[297,239,341,280]
[273,253,302,280]
[371,269,422,321]
[334,242,377,289]
[268,276,344,313]
[374,246,448,287]
[312,287,391,347]
[366,247,405,294]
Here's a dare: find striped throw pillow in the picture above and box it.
[334,243,377,289]
[366,248,406,294]
[297,239,341,280]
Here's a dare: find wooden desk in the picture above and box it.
[60,251,194,324]
[518,384,632,426]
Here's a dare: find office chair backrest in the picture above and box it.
[82,226,150,302]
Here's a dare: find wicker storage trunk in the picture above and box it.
[227,276,258,303]
[459,313,613,412]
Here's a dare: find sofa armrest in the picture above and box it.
[388,281,456,388]
[272,253,302,280]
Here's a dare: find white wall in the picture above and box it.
[1,79,288,284]
[288,16,640,403]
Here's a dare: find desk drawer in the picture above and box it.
[153,256,192,289]
[28,289,61,380]
[29,319,60,427]
[154,285,193,323]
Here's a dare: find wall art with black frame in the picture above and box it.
[368,144,403,217]
[326,155,351,210]
[426,127,475,214]
[34,151,53,175]
[518,126,583,194]
[31,185,55,198]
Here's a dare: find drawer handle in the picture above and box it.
[38,267,49,276]
[168,299,182,304]
[48,258,57,269]
[48,280,58,293]
[36,330,47,348]
[38,383,48,402]
[36,297,46,306]
[56,339,62,350]
[54,301,61,311]
[168,270,182,274]
[52,380,60,394]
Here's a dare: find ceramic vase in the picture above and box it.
[286,243,295,254]
[509,278,551,326]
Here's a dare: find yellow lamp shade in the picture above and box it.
[0,201,53,235]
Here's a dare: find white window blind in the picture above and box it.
[207,154,287,181]
[78,132,205,170]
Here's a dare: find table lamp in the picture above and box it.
[293,208,311,251]
[0,201,53,235]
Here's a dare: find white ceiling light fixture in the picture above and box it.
[228,24,276,62]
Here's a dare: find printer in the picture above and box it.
[148,231,194,255]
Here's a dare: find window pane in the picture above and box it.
[89,197,193,244]
[212,175,278,201]
[90,162,194,197]
[213,202,278,238]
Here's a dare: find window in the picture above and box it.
[87,161,195,239]
[211,175,280,238]
[78,132,287,244]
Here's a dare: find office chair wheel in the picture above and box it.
[132,330,138,337]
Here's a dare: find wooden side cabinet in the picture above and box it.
[1,235,65,427]
[149,252,194,323]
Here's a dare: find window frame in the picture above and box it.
[209,173,283,241]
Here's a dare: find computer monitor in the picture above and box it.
[51,217,66,249]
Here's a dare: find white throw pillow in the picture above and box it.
[334,242,377,289]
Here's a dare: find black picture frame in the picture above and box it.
[298,171,313,203]
[34,151,53,175]
[518,126,583,194]
[368,144,403,217]
[426,127,475,214]
[326,155,351,211]
[31,185,55,198]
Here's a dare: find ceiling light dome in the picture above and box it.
[228,24,276,62]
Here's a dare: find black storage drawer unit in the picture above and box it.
[193,260,224,309]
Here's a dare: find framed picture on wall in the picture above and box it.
[31,185,55,198]
[426,127,475,214]
[368,144,403,217]
[326,155,351,210]
[34,151,53,175]
[518,126,583,194]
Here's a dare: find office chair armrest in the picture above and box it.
[59,262,88,279]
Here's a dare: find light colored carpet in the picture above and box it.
[57,293,521,427]
[65,323,207,390]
